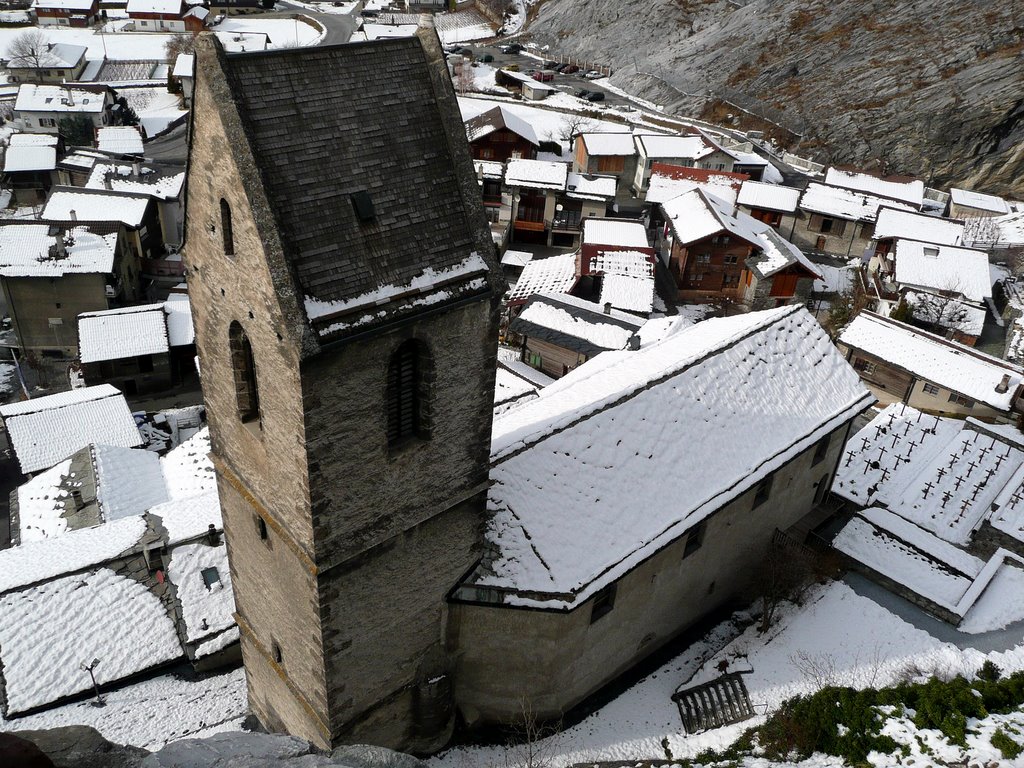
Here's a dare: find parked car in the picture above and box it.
[586,92,605,102]
[479,53,494,62]
[543,60,558,69]
[504,63,520,72]
[532,70,554,82]
[563,64,580,74]
[584,70,604,80]
[575,88,590,98]
[553,63,569,72]
[500,43,524,54]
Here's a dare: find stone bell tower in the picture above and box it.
[183,27,503,752]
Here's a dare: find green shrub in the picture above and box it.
[978,660,1003,682]
[992,728,1022,759]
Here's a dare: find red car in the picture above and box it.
[532,70,554,82]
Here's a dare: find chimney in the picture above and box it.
[603,302,612,315]
[627,335,641,351]
[996,374,1011,394]
[69,209,77,223]
[132,161,141,177]
[103,173,112,190]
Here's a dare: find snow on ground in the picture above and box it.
[0,26,173,62]
[121,87,187,137]
[960,562,1024,633]
[0,667,247,750]
[458,95,627,146]
[218,17,324,49]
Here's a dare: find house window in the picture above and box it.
[724,254,738,264]
[478,147,494,160]
[817,217,847,236]
[697,253,711,263]
[752,475,773,509]
[229,321,260,425]
[137,354,153,373]
[812,434,830,466]
[691,272,704,283]
[923,382,940,396]
[723,274,739,287]
[40,118,57,128]
[683,521,705,558]
[853,358,876,375]
[220,199,235,256]
[590,583,616,623]
[386,339,431,447]
[948,392,975,408]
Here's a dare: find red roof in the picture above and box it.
[650,162,749,190]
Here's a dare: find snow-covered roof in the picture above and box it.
[578,132,637,157]
[508,253,576,303]
[505,158,568,191]
[839,312,1023,411]
[582,217,648,249]
[184,5,207,19]
[126,0,182,13]
[160,427,215,502]
[96,126,144,156]
[172,53,195,79]
[749,225,821,280]
[480,306,873,602]
[78,303,170,363]
[7,42,86,69]
[43,188,150,228]
[85,162,185,201]
[3,144,56,172]
[14,83,107,114]
[464,105,540,147]
[164,293,194,346]
[473,159,504,180]
[905,290,986,337]
[635,134,713,161]
[893,240,992,303]
[166,541,234,647]
[500,249,532,268]
[591,250,656,314]
[824,168,924,209]
[0,223,118,277]
[9,133,59,147]
[0,567,181,714]
[800,182,916,223]
[949,187,1009,215]
[874,207,964,245]
[148,490,221,546]
[736,180,801,213]
[30,0,95,9]
[565,172,616,202]
[0,384,143,474]
[646,164,746,206]
[495,364,541,413]
[511,292,643,357]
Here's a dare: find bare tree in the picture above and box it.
[6,29,51,70]
[901,279,974,337]
[163,32,196,63]
[455,62,474,96]
[553,113,598,145]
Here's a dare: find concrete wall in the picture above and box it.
[450,423,849,724]
[3,273,108,355]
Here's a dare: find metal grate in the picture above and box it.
[671,673,756,734]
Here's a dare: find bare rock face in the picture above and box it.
[526,0,1024,196]
[7,726,148,768]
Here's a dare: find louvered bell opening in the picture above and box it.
[387,343,419,445]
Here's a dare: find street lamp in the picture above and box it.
[80,658,105,707]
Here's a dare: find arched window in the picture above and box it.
[220,198,234,256]
[229,321,260,424]
[386,339,431,447]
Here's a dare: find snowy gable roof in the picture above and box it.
[3,144,56,173]
[592,250,656,314]
[9,133,60,148]
[43,188,150,228]
[824,168,924,209]
[565,172,616,201]
[85,162,185,201]
[172,52,195,79]
[0,384,142,474]
[166,541,234,648]
[78,303,170,363]
[96,126,144,156]
[635,134,712,161]
[511,292,643,357]
[749,225,821,280]
[736,180,801,213]
[160,427,215,501]
[8,42,85,70]
[0,567,182,714]
[30,0,94,9]
[582,217,648,249]
[800,182,916,222]
[482,306,873,601]
[950,187,1009,215]
[14,83,107,114]
[505,158,568,191]
[164,293,194,346]
[874,207,964,245]
[578,132,637,157]
[839,312,1023,411]
[893,240,992,303]
[126,0,183,13]
[495,364,541,412]
[464,105,540,147]
[508,252,576,303]
[646,163,747,206]
[0,223,118,277]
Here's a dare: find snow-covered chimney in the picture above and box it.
[627,335,641,351]
[132,161,141,177]
[603,302,612,315]
[996,374,1011,394]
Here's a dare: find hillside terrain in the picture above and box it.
[524,0,1024,196]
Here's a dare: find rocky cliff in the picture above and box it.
[525,0,1024,196]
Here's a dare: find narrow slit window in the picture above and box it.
[220,198,234,256]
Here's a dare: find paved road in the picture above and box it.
[262,4,359,45]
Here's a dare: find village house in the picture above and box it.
[554,171,616,247]
[791,181,916,257]
[12,83,116,138]
[870,206,965,264]
[574,218,657,313]
[4,42,87,84]
[173,53,196,107]
[645,163,748,207]
[572,132,640,199]
[632,133,735,196]
[76,299,196,395]
[492,68,555,100]
[96,125,144,155]
[127,0,207,29]
[0,220,140,358]
[660,188,818,306]
[465,105,539,162]
[43,186,164,264]
[449,305,873,725]
[55,147,107,186]
[736,180,801,230]
[31,0,99,26]
[947,187,1010,220]
[825,168,925,210]
[3,133,62,206]
[837,311,1024,422]
[578,216,651,273]
[505,157,568,244]
[509,291,644,378]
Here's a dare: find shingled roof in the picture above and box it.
[209,28,502,344]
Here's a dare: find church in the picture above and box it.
[184,24,872,753]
